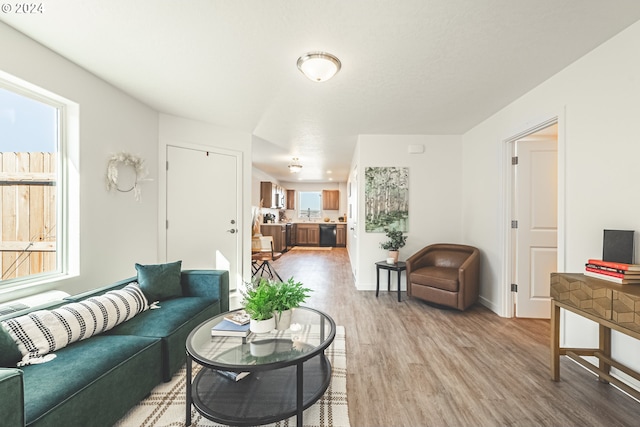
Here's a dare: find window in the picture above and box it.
[0,75,77,287]
[298,191,322,219]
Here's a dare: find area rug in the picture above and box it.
[114,326,348,427]
[290,247,333,251]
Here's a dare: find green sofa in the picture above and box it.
[0,269,229,427]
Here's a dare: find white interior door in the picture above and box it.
[166,145,239,291]
[514,136,557,318]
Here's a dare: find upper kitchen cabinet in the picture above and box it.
[286,189,296,210]
[322,190,339,210]
[260,181,285,209]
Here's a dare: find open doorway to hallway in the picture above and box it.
[507,121,559,319]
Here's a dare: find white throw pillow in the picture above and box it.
[0,283,148,366]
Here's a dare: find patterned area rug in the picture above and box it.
[289,247,333,251]
[114,326,348,427]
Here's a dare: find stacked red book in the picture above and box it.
[584,259,640,284]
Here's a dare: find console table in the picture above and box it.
[550,273,640,400]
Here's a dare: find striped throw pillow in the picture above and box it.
[0,283,148,366]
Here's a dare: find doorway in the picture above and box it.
[504,119,562,319]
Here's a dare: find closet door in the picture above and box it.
[166,145,239,291]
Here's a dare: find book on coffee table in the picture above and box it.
[215,370,250,382]
[211,318,250,337]
[224,310,251,325]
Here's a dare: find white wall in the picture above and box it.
[462,20,640,382]
[0,22,159,301]
[354,135,463,290]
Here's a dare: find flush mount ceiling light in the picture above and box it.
[297,52,341,82]
[288,157,303,173]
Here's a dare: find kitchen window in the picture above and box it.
[298,191,322,219]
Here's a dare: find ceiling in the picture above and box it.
[3,1,640,182]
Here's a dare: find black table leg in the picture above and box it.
[186,356,192,426]
[296,361,304,427]
[397,270,402,302]
[387,270,391,292]
[376,266,380,297]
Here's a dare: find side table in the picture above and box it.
[375,261,406,302]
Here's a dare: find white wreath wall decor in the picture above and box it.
[106,152,148,201]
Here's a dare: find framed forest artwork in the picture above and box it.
[365,167,409,232]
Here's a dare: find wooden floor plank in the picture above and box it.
[267,247,640,426]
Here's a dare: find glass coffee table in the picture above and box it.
[185,307,336,427]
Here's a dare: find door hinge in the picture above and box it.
[511,283,518,292]
[512,156,518,165]
[511,220,518,229]
[166,220,169,229]
[166,161,169,171]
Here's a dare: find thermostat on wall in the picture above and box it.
[408,144,424,154]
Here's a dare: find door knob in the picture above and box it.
[227,228,237,234]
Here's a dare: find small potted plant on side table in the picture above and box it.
[242,278,276,334]
[380,229,407,264]
[271,278,312,330]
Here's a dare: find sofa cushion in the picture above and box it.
[410,266,459,292]
[21,334,161,426]
[0,325,22,367]
[1,284,148,366]
[136,260,183,301]
[108,296,219,381]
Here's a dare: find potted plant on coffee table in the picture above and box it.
[271,277,312,330]
[242,278,276,334]
[380,229,407,264]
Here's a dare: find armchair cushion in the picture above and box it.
[410,266,459,292]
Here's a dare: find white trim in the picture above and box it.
[500,109,566,318]
[0,71,80,291]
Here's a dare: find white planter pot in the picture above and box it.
[250,317,275,334]
[250,340,276,357]
[274,309,293,330]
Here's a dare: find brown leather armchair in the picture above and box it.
[406,243,480,311]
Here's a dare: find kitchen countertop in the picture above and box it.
[261,222,347,225]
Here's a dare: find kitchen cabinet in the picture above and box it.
[286,189,296,210]
[322,190,339,210]
[260,181,285,209]
[295,224,319,246]
[260,224,286,252]
[336,224,346,247]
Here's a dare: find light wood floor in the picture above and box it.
[268,247,640,427]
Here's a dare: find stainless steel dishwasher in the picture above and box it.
[319,224,337,247]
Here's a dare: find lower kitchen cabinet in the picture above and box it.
[295,224,319,246]
[336,224,346,247]
[260,224,286,252]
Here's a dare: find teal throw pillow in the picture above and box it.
[135,260,183,301]
[0,324,22,367]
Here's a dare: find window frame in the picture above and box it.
[297,191,322,219]
[0,72,79,290]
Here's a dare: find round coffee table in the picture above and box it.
[185,307,336,427]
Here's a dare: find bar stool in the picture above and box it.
[251,236,283,281]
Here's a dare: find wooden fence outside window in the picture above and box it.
[0,152,57,281]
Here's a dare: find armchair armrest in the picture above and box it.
[457,248,480,308]
[0,368,24,427]
[180,270,229,313]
